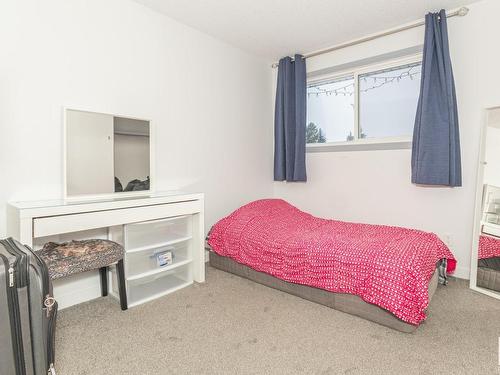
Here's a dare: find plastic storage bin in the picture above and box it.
[125,240,191,279]
[123,263,193,306]
[125,216,190,250]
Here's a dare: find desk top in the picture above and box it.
[9,191,204,217]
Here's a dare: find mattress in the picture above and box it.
[209,250,439,333]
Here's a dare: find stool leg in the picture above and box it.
[99,267,108,297]
[116,259,128,311]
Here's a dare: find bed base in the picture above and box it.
[209,251,438,333]
[477,266,500,292]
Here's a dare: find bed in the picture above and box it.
[207,199,456,333]
[477,234,500,292]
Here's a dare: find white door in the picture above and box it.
[66,109,114,196]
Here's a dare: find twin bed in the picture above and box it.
[207,199,456,332]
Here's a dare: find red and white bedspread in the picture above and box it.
[208,199,456,325]
[479,234,500,259]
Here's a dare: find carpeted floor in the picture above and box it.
[56,266,500,375]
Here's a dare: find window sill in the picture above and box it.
[306,139,412,153]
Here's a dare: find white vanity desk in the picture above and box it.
[7,191,205,308]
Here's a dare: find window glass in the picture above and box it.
[358,63,421,139]
[307,76,355,143]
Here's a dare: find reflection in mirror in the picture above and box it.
[65,109,151,197]
[113,117,150,193]
[475,108,500,296]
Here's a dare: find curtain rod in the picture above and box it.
[271,6,469,68]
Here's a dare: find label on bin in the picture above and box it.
[157,251,173,267]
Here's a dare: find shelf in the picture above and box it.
[126,236,192,253]
[127,277,193,308]
[126,258,192,281]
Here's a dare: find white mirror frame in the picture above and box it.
[62,107,155,200]
[469,106,500,300]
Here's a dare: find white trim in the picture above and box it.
[470,285,500,300]
[307,141,411,152]
[62,106,155,200]
[353,70,360,139]
[469,106,500,301]
[307,137,412,153]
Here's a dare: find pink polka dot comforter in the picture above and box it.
[479,234,500,259]
[208,199,457,325]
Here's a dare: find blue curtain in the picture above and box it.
[274,54,307,182]
[411,9,461,186]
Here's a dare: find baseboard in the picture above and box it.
[452,265,470,280]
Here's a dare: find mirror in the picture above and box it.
[65,109,151,197]
[472,107,500,298]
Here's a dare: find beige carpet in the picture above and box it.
[56,266,500,375]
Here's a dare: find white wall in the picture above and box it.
[0,0,273,308]
[274,0,500,279]
[0,0,274,237]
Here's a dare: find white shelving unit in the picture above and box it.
[7,191,205,309]
[110,214,198,307]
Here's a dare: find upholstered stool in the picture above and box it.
[37,239,128,310]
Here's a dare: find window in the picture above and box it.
[307,75,355,143]
[306,58,421,145]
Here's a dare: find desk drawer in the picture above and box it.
[33,200,201,238]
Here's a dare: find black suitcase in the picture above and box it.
[0,237,57,375]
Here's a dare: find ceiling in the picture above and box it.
[133,0,479,61]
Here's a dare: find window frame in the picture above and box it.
[306,53,423,152]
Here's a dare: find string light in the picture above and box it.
[307,64,421,98]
